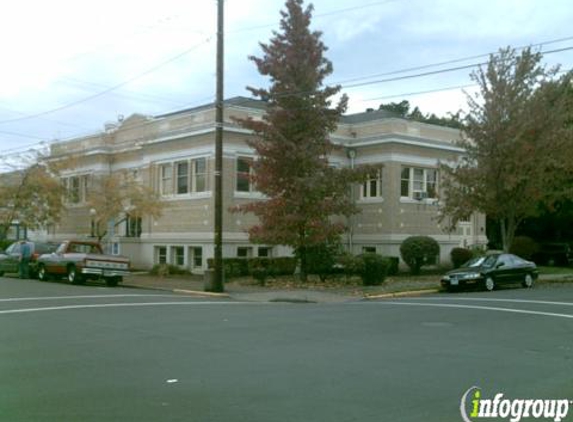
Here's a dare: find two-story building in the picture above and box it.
[47,96,487,270]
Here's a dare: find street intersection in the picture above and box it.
[1,277,572,421]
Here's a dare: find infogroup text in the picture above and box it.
[460,387,571,422]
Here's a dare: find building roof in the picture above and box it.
[155,96,267,119]
[341,108,401,124]
[156,96,402,124]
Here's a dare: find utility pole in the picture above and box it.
[212,0,225,292]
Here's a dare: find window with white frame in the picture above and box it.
[400,167,437,199]
[155,246,167,264]
[361,169,383,198]
[160,164,173,196]
[62,175,90,204]
[125,215,142,238]
[193,158,207,192]
[237,247,253,258]
[176,161,189,194]
[258,247,272,257]
[236,157,254,192]
[191,247,203,268]
[160,158,207,196]
[171,246,184,266]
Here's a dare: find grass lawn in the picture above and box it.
[538,266,573,275]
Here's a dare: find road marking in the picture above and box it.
[408,297,573,307]
[367,301,573,320]
[0,294,177,303]
[0,301,264,315]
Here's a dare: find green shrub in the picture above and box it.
[509,236,539,260]
[207,258,249,278]
[356,253,389,286]
[336,253,364,280]
[386,256,400,276]
[247,257,270,286]
[267,257,297,276]
[450,247,473,269]
[306,244,338,281]
[400,236,440,275]
[0,239,13,252]
[206,256,296,280]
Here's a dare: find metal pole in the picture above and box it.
[212,0,225,292]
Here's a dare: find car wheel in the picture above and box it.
[0,270,4,277]
[485,277,495,291]
[67,266,83,285]
[38,265,50,281]
[522,273,534,288]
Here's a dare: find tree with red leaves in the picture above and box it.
[234,0,369,280]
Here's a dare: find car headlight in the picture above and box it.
[442,275,450,281]
[463,272,481,279]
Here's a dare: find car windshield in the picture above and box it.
[464,256,485,267]
[35,243,58,254]
[463,255,498,268]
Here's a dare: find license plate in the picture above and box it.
[450,279,459,286]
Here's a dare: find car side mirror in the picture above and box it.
[496,262,505,269]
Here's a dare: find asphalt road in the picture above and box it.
[1,277,572,422]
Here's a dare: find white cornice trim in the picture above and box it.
[351,137,464,152]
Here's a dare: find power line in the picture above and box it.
[334,35,573,86]
[227,0,401,34]
[0,38,213,126]
[360,67,572,102]
[59,77,190,107]
[361,83,477,102]
[341,45,573,90]
[0,0,402,130]
[1,42,572,156]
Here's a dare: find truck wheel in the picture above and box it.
[105,277,120,287]
[67,266,83,285]
[38,265,50,281]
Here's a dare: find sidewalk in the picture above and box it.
[121,273,440,303]
[122,271,573,303]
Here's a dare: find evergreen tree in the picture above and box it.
[234,0,368,280]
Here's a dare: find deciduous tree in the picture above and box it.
[86,171,164,241]
[440,47,573,251]
[0,152,66,240]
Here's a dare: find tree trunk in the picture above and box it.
[299,246,308,282]
[500,217,518,253]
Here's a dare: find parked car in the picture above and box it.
[441,253,538,292]
[37,240,130,287]
[0,241,58,278]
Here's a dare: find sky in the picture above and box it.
[1,0,572,159]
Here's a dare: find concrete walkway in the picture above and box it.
[122,274,365,303]
[122,272,573,303]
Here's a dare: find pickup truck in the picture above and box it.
[37,240,130,287]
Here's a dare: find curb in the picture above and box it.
[365,288,440,299]
[173,289,231,298]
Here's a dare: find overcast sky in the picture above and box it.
[1,0,572,158]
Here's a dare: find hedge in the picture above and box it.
[207,257,297,279]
